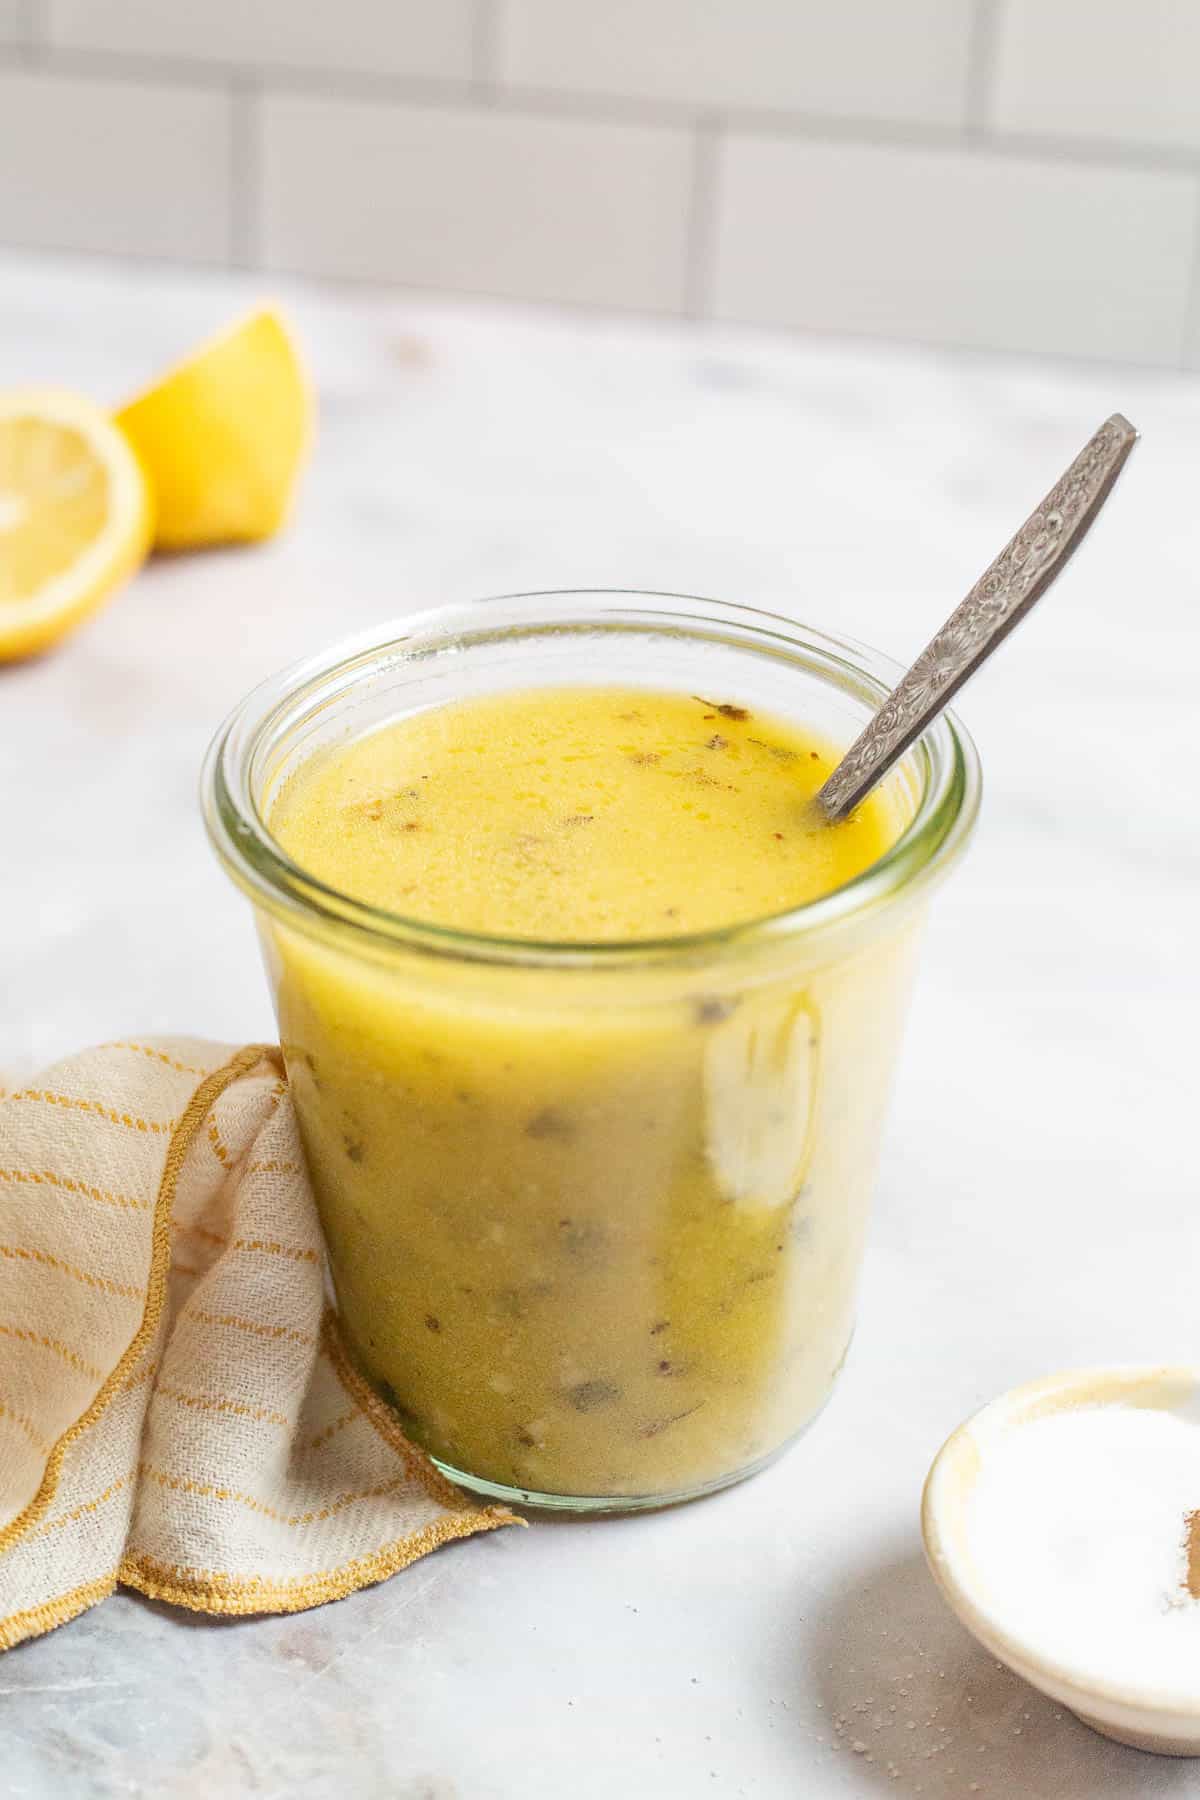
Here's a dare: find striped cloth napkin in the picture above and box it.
[0,1039,516,1651]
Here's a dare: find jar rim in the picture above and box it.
[201,590,982,969]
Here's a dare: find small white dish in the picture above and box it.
[922,1365,1200,1757]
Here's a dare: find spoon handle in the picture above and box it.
[817,412,1139,822]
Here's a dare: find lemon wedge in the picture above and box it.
[116,308,312,551]
[0,390,153,663]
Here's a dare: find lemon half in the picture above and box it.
[116,308,312,551]
[0,390,153,663]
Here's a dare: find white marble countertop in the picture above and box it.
[2,251,1200,1800]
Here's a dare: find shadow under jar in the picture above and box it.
[203,591,980,1511]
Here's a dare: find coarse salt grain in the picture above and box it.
[964,1400,1200,1696]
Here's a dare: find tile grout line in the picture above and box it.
[11,41,1200,179]
[16,41,478,103]
[229,78,260,271]
[472,0,497,101]
[683,118,720,321]
[964,0,1001,140]
[21,0,42,62]
[970,124,1200,175]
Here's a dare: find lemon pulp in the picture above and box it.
[0,391,151,661]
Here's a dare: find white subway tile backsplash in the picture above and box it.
[0,0,27,45]
[711,135,1196,363]
[259,95,692,312]
[47,0,475,83]
[1,2,1198,365]
[0,69,232,262]
[992,0,1200,152]
[496,0,973,127]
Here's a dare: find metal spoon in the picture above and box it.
[817,413,1139,822]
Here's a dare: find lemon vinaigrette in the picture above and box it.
[269,688,900,940]
[206,595,981,1509]
[267,688,911,1501]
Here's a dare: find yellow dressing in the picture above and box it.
[269,687,899,939]
[266,686,915,1502]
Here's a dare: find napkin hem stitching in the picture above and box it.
[0,1571,118,1651]
[116,1508,515,1617]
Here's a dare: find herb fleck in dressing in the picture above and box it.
[267,687,914,1499]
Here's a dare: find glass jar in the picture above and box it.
[203,592,980,1511]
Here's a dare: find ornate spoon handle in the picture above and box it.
[817,413,1139,822]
